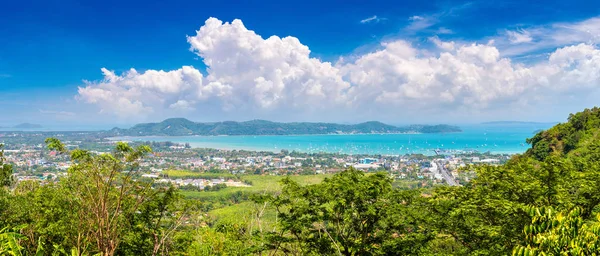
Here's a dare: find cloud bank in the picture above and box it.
[77,17,600,122]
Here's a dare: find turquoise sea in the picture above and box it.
[111,123,556,156]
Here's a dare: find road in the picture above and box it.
[436,160,459,186]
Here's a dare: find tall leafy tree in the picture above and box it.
[265,168,431,255]
[45,138,161,255]
[0,144,13,188]
[119,185,190,256]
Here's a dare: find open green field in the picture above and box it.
[162,169,237,179]
[177,173,332,227]
[180,173,331,199]
[207,201,280,230]
[241,174,332,191]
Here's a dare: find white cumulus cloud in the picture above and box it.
[76,17,600,122]
[77,66,213,118]
[186,18,350,112]
[342,41,530,111]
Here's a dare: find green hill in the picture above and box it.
[109,118,462,136]
[526,107,600,160]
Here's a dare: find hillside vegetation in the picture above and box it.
[527,106,600,160]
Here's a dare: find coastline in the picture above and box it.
[107,131,434,139]
[108,132,530,156]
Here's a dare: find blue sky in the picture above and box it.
[1,0,600,128]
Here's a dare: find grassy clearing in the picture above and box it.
[181,174,331,199]
[240,174,331,192]
[180,174,331,227]
[162,170,236,179]
[207,201,280,233]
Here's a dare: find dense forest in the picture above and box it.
[109,118,462,136]
[2,107,600,255]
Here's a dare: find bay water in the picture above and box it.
[111,123,555,156]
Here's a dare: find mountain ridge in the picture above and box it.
[12,123,43,129]
[109,118,462,136]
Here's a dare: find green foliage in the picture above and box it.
[0,144,13,187]
[204,183,227,192]
[426,160,538,254]
[181,227,249,255]
[0,226,26,256]
[526,107,600,160]
[59,142,153,255]
[513,207,600,255]
[119,186,189,256]
[44,138,66,154]
[413,108,600,255]
[0,139,186,255]
[265,168,431,255]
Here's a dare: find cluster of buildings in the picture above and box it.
[2,138,509,187]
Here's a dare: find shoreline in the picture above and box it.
[107,135,527,157]
[107,132,436,139]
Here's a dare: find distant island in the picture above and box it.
[481,121,557,125]
[109,118,462,136]
[12,123,43,129]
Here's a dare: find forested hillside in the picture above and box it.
[1,107,600,255]
[526,107,600,160]
[109,118,462,136]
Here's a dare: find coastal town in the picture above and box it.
[1,131,510,189]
